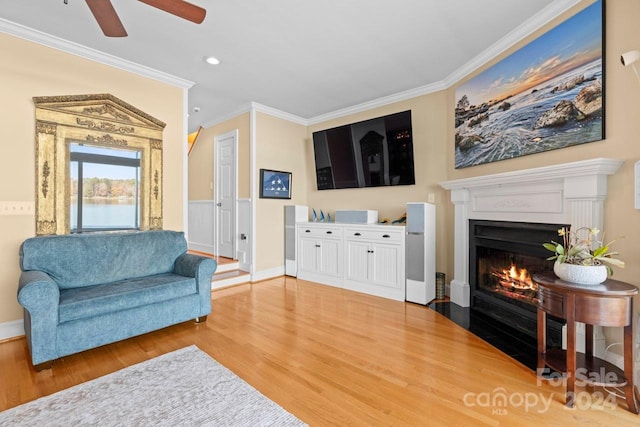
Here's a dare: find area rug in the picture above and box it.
[0,345,306,426]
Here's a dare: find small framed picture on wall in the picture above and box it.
[259,169,292,199]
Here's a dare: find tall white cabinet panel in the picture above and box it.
[405,202,436,304]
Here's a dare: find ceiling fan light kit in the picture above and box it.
[83,0,206,38]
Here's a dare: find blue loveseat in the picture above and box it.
[17,230,217,370]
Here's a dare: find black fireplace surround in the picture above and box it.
[469,220,567,349]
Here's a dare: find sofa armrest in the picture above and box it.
[18,271,60,315]
[174,253,217,281]
[174,253,217,316]
[17,270,60,365]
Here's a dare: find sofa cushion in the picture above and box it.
[58,274,196,323]
[20,230,187,289]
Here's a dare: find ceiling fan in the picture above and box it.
[79,0,206,37]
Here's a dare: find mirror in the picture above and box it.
[33,94,165,235]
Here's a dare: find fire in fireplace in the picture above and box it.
[491,262,537,302]
[470,220,566,347]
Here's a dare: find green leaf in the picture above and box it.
[592,246,608,258]
[543,243,558,252]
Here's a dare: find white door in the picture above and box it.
[215,130,237,259]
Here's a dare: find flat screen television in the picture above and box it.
[312,110,415,190]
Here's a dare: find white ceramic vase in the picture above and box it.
[553,261,608,285]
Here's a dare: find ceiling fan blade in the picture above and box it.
[139,0,206,24]
[85,0,128,37]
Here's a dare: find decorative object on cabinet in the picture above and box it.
[312,208,317,222]
[334,210,378,224]
[392,212,407,224]
[319,210,325,222]
[259,169,291,199]
[454,0,604,168]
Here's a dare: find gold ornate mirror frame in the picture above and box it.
[33,94,165,235]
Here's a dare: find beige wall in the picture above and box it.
[188,113,251,200]
[255,112,308,271]
[445,0,640,352]
[187,1,640,292]
[446,0,640,286]
[305,95,451,276]
[0,33,186,324]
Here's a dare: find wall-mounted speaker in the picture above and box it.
[405,202,436,304]
[285,205,308,276]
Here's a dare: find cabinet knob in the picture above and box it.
[315,244,321,248]
[305,230,311,233]
[382,234,390,238]
[354,232,361,236]
[326,231,332,234]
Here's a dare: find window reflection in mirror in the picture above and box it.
[69,143,141,233]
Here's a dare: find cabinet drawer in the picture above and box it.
[538,287,564,317]
[345,228,403,242]
[298,225,343,238]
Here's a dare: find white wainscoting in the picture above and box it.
[188,200,215,254]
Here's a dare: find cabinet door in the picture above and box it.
[369,242,401,289]
[318,237,341,278]
[298,237,319,274]
[345,240,370,282]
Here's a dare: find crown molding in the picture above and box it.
[199,103,253,129]
[244,0,583,127]
[306,81,447,125]
[443,0,583,88]
[250,102,308,126]
[0,18,193,89]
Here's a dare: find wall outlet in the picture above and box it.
[0,201,35,216]
[427,193,435,204]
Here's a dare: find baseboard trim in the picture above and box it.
[188,242,215,254]
[251,266,285,283]
[0,319,25,341]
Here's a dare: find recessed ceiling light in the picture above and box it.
[204,56,220,65]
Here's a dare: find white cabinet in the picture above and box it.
[343,226,405,300]
[295,222,405,301]
[297,224,343,288]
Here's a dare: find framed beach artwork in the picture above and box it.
[454,0,604,169]
[259,169,292,199]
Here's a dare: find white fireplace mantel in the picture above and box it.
[439,157,623,307]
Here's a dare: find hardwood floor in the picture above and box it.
[1,277,639,425]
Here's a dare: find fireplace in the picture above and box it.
[439,158,623,367]
[469,220,565,347]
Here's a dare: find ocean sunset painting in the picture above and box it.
[455,0,604,169]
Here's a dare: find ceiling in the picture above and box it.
[0,0,581,133]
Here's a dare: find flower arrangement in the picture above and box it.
[543,226,625,275]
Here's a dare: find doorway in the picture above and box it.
[214,130,238,259]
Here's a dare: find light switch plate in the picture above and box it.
[0,201,35,216]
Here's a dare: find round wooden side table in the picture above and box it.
[533,272,639,414]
